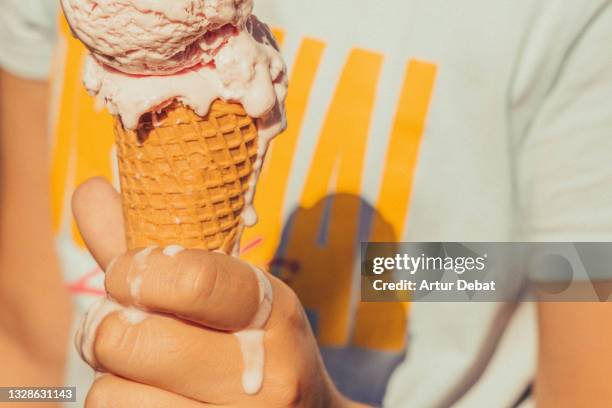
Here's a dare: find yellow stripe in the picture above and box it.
[371,60,438,240]
[51,17,116,245]
[288,48,383,346]
[271,27,285,47]
[301,48,383,205]
[241,37,326,267]
[353,59,437,351]
[70,78,115,247]
[50,22,84,232]
[353,302,410,351]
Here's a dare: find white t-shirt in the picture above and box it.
[2,1,612,407]
[0,0,57,79]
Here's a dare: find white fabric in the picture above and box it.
[255,1,612,406]
[0,0,57,79]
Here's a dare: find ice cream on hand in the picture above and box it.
[62,0,285,395]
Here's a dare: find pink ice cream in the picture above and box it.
[61,0,253,74]
[61,0,287,132]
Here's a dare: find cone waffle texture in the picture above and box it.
[114,100,258,252]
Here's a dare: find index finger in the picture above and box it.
[105,247,272,331]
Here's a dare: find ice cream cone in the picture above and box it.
[114,100,258,253]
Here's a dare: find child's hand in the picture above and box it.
[72,178,355,408]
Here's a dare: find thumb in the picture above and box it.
[72,177,126,269]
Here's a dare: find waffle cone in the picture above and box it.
[114,100,258,252]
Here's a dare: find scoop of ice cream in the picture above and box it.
[61,0,253,74]
[84,16,287,130]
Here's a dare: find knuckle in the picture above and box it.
[84,376,113,408]
[177,251,220,306]
[95,315,135,367]
[104,254,126,290]
[284,292,307,332]
[276,375,303,408]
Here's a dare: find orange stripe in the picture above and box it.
[50,30,85,232]
[288,48,383,346]
[72,89,115,189]
[271,27,285,48]
[241,37,326,267]
[301,48,383,206]
[51,17,117,245]
[353,59,437,351]
[371,60,437,240]
[59,14,71,36]
[353,303,410,351]
[70,74,115,247]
